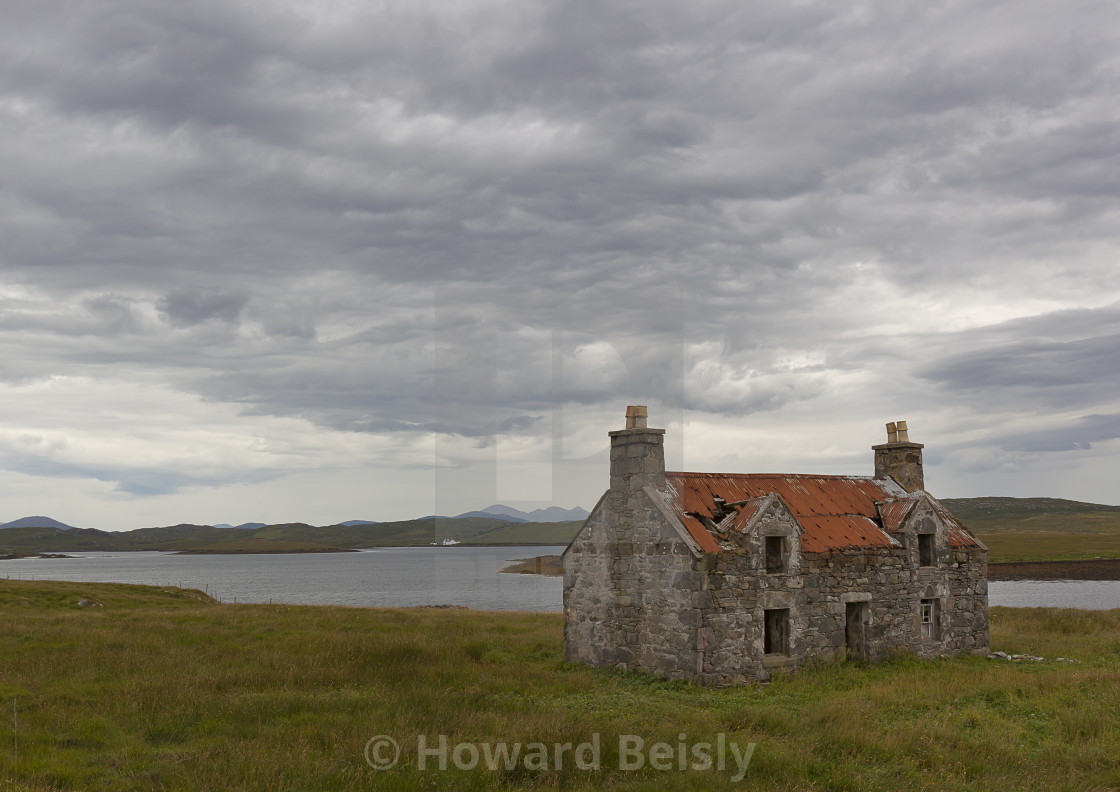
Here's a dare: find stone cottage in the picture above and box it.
[563,407,989,684]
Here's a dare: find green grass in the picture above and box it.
[2,580,1119,791]
[977,529,1120,561]
[939,498,1120,561]
[941,497,1120,522]
[967,513,1120,561]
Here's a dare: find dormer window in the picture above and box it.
[918,533,934,567]
[765,536,785,573]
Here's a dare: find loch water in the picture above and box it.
[2,548,1119,610]
[0,546,566,611]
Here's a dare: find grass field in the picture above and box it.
[967,512,1120,562]
[976,529,1120,562]
[2,580,1119,791]
[942,498,1120,562]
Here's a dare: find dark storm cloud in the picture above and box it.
[4,0,1115,294]
[1,0,1120,500]
[995,414,1120,453]
[917,305,1120,411]
[921,333,1120,393]
[158,289,248,327]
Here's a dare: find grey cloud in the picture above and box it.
[2,0,1120,510]
[158,289,248,327]
[916,305,1120,412]
[0,294,145,338]
[5,0,1113,301]
[920,334,1120,391]
[0,443,278,496]
[995,414,1120,453]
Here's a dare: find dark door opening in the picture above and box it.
[845,602,868,661]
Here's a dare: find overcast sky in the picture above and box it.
[1,0,1118,530]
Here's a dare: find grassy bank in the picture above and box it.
[942,498,1120,562]
[2,580,1119,791]
[974,523,1120,562]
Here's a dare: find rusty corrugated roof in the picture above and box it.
[677,513,721,553]
[878,493,921,532]
[659,472,981,553]
[797,515,896,553]
[928,497,985,549]
[729,496,771,533]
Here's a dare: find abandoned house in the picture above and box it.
[563,407,989,685]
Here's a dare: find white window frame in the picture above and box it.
[920,598,940,639]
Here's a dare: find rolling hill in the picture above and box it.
[941,497,1120,561]
[0,516,80,530]
[0,516,582,556]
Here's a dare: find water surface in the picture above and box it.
[5,549,1120,611]
[0,546,566,611]
[988,579,1120,610]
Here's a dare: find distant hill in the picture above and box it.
[940,497,1120,523]
[0,516,79,530]
[459,504,589,523]
[0,516,583,556]
[940,496,1120,562]
[453,510,528,522]
[339,520,378,526]
[0,526,119,553]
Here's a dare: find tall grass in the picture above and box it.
[1,580,1118,791]
[976,528,1120,561]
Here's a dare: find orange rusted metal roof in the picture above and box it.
[797,515,896,553]
[660,472,981,553]
[928,497,984,549]
[729,496,771,533]
[876,490,981,548]
[677,513,721,553]
[878,493,921,532]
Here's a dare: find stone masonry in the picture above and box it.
[563,408,990,684]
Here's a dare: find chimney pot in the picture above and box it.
[625,405,648,429]
[886,422,898,443]
[897,420,909,442]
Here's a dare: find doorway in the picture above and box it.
[845,602,868,661]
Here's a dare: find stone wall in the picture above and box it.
[563,489,701,679]
[692,539,986,685]
[563,407,988,685]
[564,422,705,679]
[564,487,989,686]
[873,441,925,492]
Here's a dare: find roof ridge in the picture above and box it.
[666,471,880,480]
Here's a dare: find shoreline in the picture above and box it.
[174,547,357,555]
[496,555,1120,582]
[988,559,1120,581]
[9,550,1119,581]
[500,556,564,576]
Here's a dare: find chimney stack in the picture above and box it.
[610,405,665,493]
[872,419,925,492]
